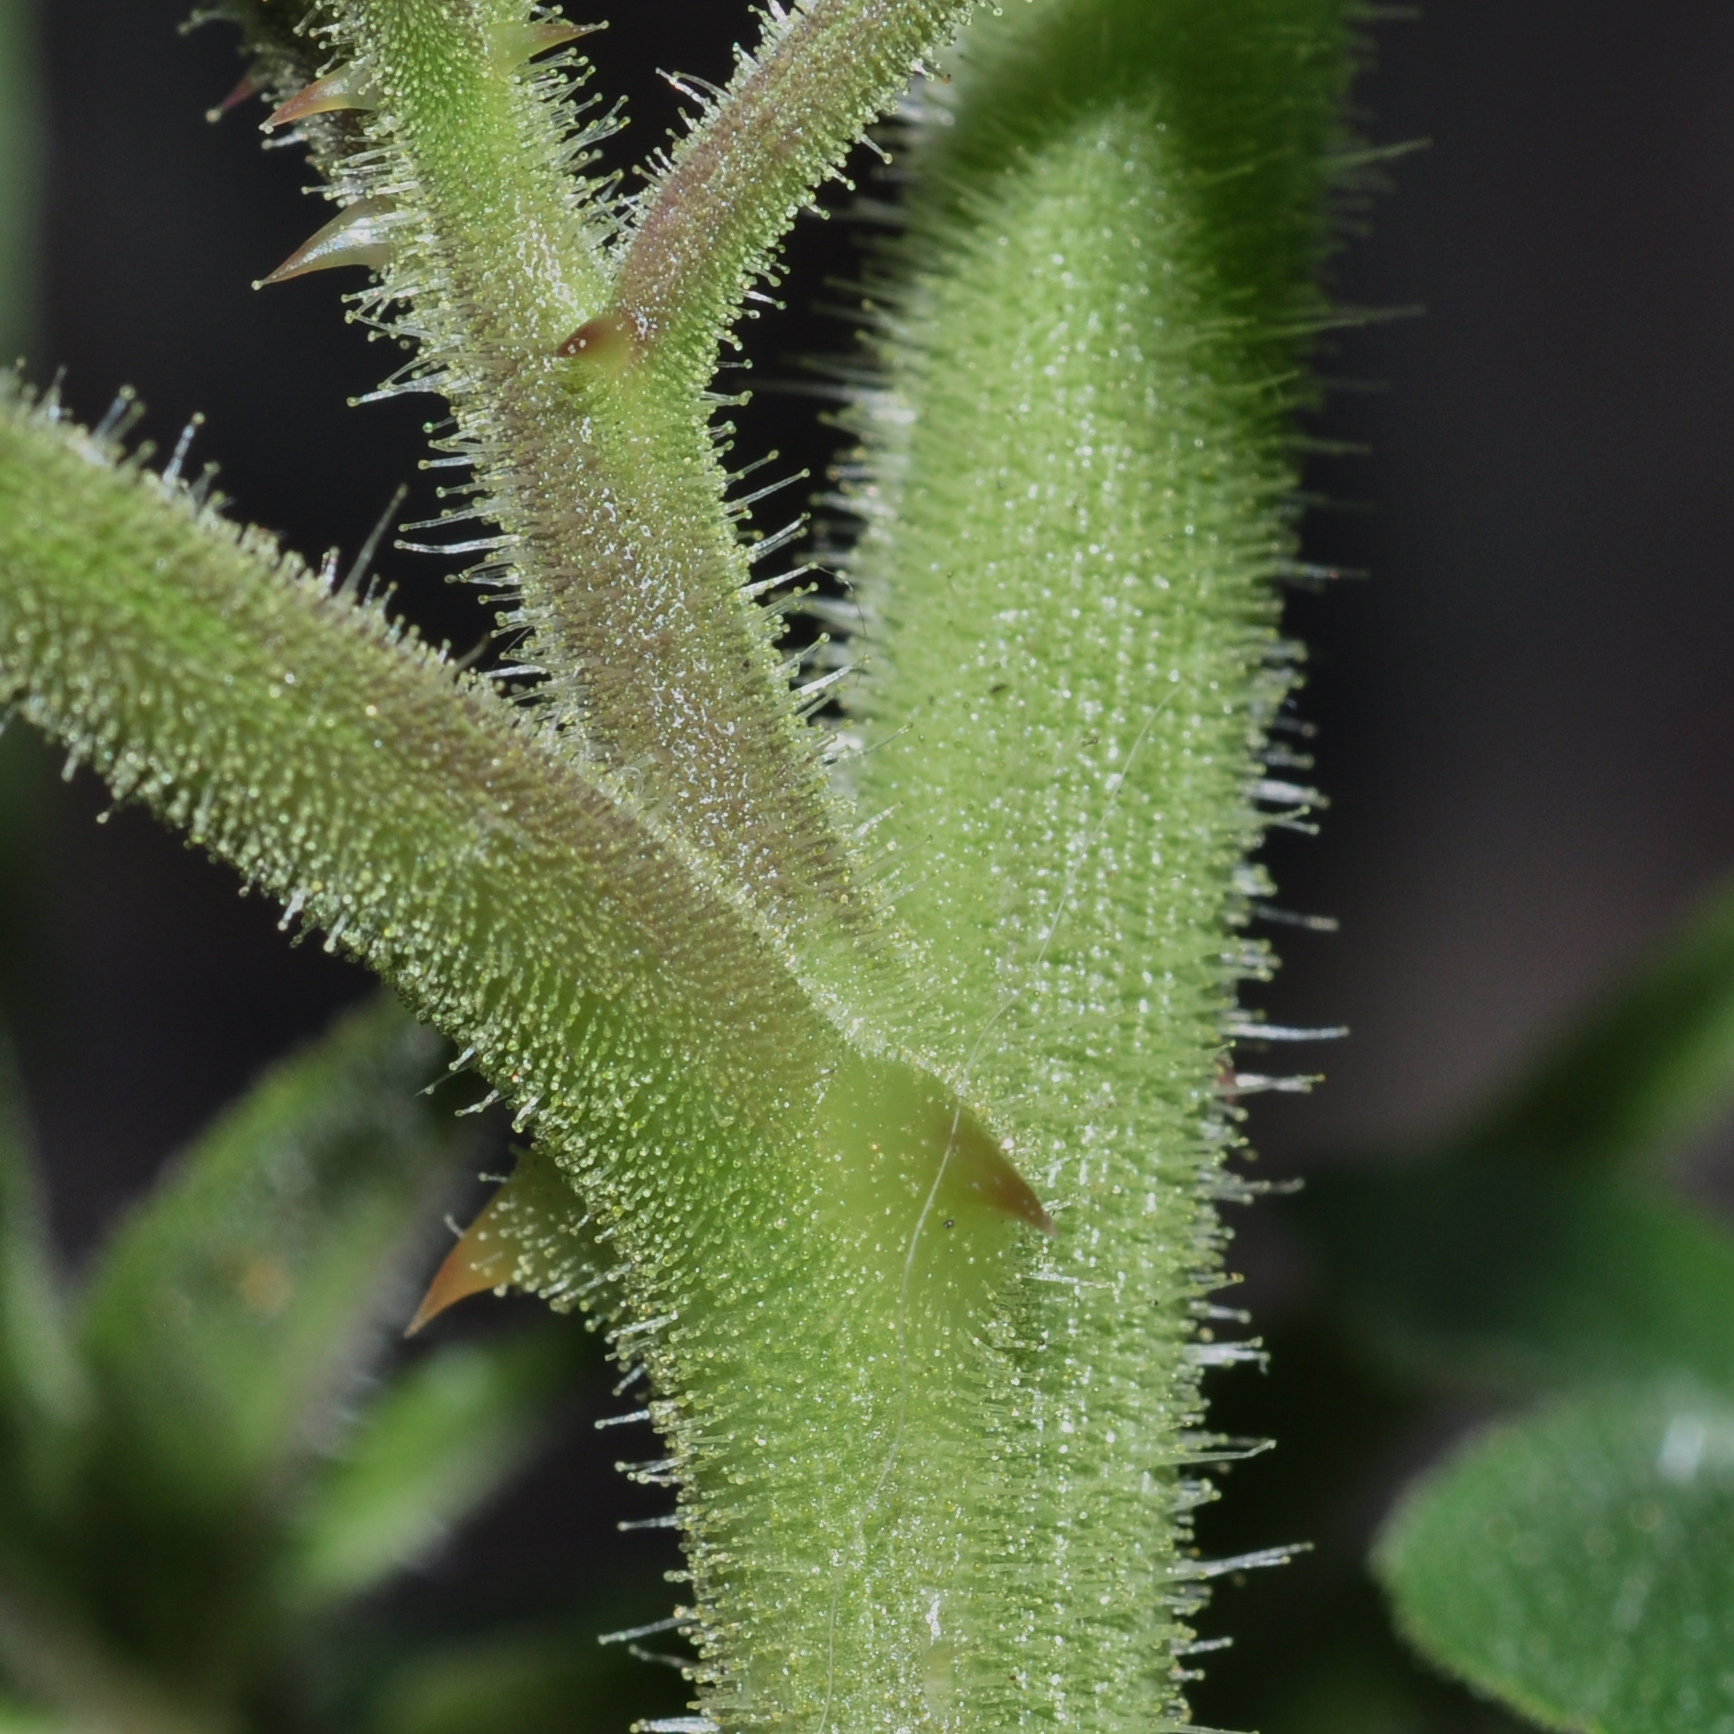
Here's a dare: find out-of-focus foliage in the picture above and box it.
[1198,875,1734,1734]
[1379,1381,1734,1734]
[0,995,651,1734]
[0,0,36,356]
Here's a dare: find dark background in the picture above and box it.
[19,1,1734,1728]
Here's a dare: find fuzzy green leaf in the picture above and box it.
[1376,1382,1734,1734]
[0,1000,476,1713]
[65,999,480,1692]
[284,1320,591,1608]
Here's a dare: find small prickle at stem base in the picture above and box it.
[406,1183,518,1335]
[556,311,635,370]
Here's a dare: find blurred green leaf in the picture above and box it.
[79,997,464,1505]
[1278,1635,1489,1734]
[0,1703,63,1734]
[68,997,471,1675]
[363,1605,690,1734]
[0,0,40,356]
[1376,1382,1734,1734]
[285,1321,591,1609]
[1299,1167,1734,1395]
[0,1035,83,1534]
[1451,877,1734,1172]
[1293,880,1734,1399]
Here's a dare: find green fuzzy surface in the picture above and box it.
[0,387,1051,1731]
[334,0,889,968]
[843,0,1355,1723]
[0,0,1357,1725]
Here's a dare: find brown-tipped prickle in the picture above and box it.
[257,198,397,287]
[262,63,380,132]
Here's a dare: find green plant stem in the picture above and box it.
[842,0,1354,1721]
[0,384,1046,1734]
[612,0,969,377]
[330,0,937,968]
[0,0,1365,1724]
[0,386,823,1132]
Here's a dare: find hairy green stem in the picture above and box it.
[318,0,975,975]
[0,385,824,1128]
[0,383,1048,1734]
[349,0,867,959]
[838,0,1356,1721]
[1,0,1363,1725]
[612,0,968,377]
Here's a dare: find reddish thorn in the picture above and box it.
[263,67,378,134]
[520,21,599,54]
[556,311,634,367]
[405,1187,517,1336]
[945,1112,1056,1236]
[257,198,395,288]
[493,19,606,70]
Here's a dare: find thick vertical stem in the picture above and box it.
[844,1,1354,1722]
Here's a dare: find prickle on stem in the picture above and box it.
[405,1183,520,1336]
[490,19,603,71]
[257,198,398,288]
[262,64,381,133]
[555,311,635,370]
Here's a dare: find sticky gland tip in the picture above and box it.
[207,72,260,126]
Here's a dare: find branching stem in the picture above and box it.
[0,0,1363,1727]
[611,0,970,375]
